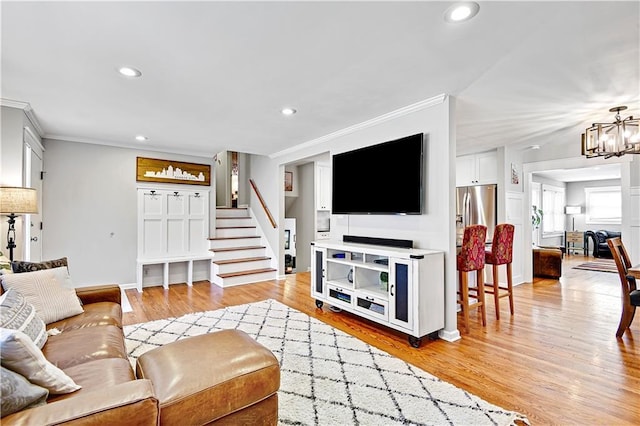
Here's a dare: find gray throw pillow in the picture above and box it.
[0,366,48,418]
[0,289,47,348]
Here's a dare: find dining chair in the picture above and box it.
[607,237,640,337]
[482,223,515,320]
[456,224,487,333]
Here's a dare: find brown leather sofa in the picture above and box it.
[2,285,280,425]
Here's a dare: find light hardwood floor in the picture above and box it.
[124,254,640,425]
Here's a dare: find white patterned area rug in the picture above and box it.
[124,299,529,426]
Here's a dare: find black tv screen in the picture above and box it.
[332,133,424,215]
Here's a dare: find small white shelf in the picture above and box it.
[357,286,388,300]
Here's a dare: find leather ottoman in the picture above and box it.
[136,329,280,425]
[533,248,562,278]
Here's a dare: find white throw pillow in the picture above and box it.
[0,267,83,324]
[0,288,48,348]
[0,328,81,394]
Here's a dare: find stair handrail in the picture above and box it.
[249,179,277,229]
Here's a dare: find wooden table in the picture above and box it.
[565,231,586,256]
[629,265,640,279]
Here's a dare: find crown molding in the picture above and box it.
[45,134,214,159]
[1,98,45,138]
[270,93,447,159]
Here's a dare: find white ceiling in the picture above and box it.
[1,1,639,158]
[534,163,621,183]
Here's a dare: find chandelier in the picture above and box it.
[582,106,640,158]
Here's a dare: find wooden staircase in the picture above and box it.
[209,207,277,287]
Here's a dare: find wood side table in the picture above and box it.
[565,231,586,256]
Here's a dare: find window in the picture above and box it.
[542,184,565,235]
[585,186,621,224]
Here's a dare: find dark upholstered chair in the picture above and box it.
[456,224,487,334]
[607,237,640,338]
[586,230,621,258]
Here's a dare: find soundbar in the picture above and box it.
[342,235,413,249]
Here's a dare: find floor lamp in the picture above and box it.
[0,186,38,262]
[565,205,582,231]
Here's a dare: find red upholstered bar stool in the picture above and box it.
[483,223,515,320]
[456,224,488,333]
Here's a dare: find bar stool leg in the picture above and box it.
[477,268,487,327]
[492,264,500,320]
[460,270,470,334]
[507,262,514,315]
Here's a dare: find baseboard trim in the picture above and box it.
[119,283,138,291]
[438,329,461,342]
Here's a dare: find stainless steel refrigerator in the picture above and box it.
[456,184,497,245]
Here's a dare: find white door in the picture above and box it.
[24,137,43,262]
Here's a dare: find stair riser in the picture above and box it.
[209,237,261,249]
[215,227,257,238]
[211,271,277,288]
[212,259,272,275]
[216,218,253,228]
[216,209,249,218]
[210,248,266,261]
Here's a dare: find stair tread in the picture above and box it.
[216,217,251,220]
[213,256,271,265]
[216,226,256,229]
[217,268,277,279]
[210,245,265,253]
[208,236,260,241]
[216,207,247,210]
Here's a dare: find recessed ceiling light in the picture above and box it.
[135,135,148,142]
[444,2,480,23]
[118,66,142,78]
[530,144,541,150]
[281,107,297,116]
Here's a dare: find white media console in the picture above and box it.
[310,240,444,347]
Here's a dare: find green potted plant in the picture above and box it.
[379,271,388,291]
[532,205,543,229]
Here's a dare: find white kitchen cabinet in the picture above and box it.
[316,163,331,210]
[310,240,444,347]
[456,151,498,186]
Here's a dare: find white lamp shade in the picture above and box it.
[565,205,582,215]
[0,187,38,214]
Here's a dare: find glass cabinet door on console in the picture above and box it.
[389,257,413,329]
[311,246,326,305]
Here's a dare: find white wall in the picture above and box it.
[41,139,215,286]
[251,95,459,340]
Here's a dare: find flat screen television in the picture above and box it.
[332,133,424,215]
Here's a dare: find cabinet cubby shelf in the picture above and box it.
[311,240,444,348]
